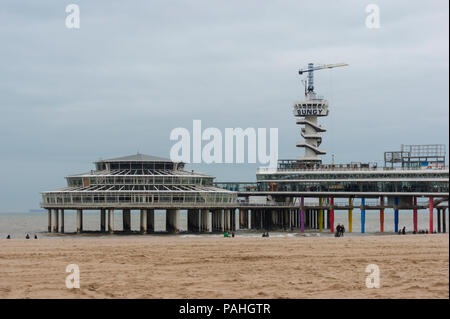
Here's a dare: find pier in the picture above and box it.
[41,64,449,236]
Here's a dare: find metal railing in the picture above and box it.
[257,166,449,173]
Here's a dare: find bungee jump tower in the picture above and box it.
[294,63,348,163]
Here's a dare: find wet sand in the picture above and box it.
[0,234,448,298]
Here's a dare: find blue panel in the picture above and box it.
[361,197,365,234]
[394,196,399,233]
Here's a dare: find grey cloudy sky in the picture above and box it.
[0,0,448,211]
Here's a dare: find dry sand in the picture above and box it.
[0,234,448,299]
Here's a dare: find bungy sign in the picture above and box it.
[293,102,329,117]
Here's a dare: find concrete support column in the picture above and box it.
[100,209,106,232]
[187,209,195,232]
[108,209,114,234]
[217,210,224,232]
[285,209,290,230]
[307,210,310,229]
[166,209,179,233]
[309,210,312,228]
[231,209,237,231]
[271,210,277,230]
[348,198,353,233]
[47,209,52,232]
[314,210,317,229]
[140,209,147,234]
[429,197,434,233]
[60,209,65,233]
[437,209,441,233]
[442,208,447,233]
[201,209,209,232]
[76,209,83,234]
[123,209,131,232]
[289,209,293,230]
[253,210,257,230]
[211,210,216,232]
[305,210,309,228]
[380,196,384,233]
[147,209,154,232]
[222,209,230,232]
[245,209,249,229]
[262,210,267,230]
[239,209,249,229]
[292,209,296,229]
[300,197,305,233]
[53,209,59,233]
[195,209,201,232]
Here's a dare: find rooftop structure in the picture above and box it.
[384,144,446,169]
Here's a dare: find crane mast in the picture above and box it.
[299,62,348,96]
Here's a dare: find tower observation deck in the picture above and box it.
[294,63,348,163]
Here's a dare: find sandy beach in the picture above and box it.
[0,234,448,299]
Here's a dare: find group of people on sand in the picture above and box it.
[224,231,235,238]
[262,232,270,237]
[335,224,345,237]
[6,233,37,239]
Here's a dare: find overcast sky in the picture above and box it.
[0,0,448,211]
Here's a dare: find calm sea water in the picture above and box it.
[0,209,447,239]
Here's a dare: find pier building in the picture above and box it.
[41,154,237,234]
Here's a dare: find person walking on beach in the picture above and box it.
[335,224,341,237]
[224,232,228,238]
[231,232,235,238]
[6,234,10,239]
[25,233,30,239]
[402,226,406,235]
[34,234,38,239]
[341,224,345,237]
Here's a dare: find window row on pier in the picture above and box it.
[67,176,214,187]
[257,172,449,181]
[43,191,236,205]
[257,180,448,193]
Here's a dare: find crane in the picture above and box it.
[299,63,348,95]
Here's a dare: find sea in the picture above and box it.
[0,209,447,239]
